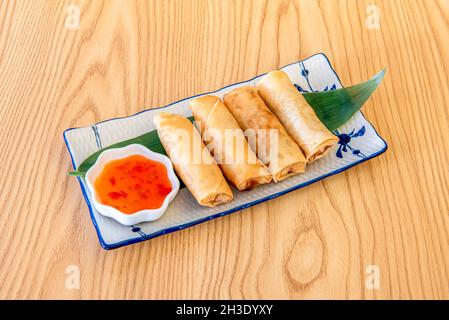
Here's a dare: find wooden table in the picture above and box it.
[0,0,448,299]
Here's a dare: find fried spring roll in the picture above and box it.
[153,112,233,207]
[190,95,272,191]
[223,86,307,182]
[256,70,338,163]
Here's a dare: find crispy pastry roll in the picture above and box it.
[189,95,272,191]
[153,112,233,207]
[223,86,307,182]
[256,70,338,163]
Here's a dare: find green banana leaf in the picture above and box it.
[302,69,385,131]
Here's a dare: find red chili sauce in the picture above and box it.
[94,155,172,214]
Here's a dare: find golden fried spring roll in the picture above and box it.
[153,112,233,207]
[190,95,272,191]
[223,87,307,182]
[256,70,338,163]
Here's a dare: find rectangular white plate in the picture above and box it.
[64,53,387,249]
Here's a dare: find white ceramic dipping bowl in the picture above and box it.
[85,144,179,226]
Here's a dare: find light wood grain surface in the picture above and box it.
[0,0,448,300]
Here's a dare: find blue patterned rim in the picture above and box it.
[63,53,388,250]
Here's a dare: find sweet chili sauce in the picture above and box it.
[94,155,172,214]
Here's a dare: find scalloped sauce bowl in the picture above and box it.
[85,144,180,225]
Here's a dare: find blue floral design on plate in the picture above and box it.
[295,62,337,93]
[131,226,147,237]
[334,126,366,159]
[296,64,363,159]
